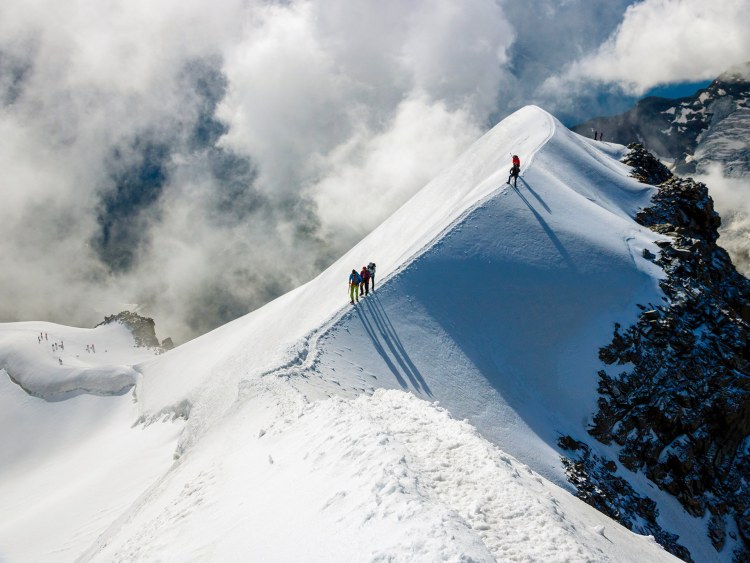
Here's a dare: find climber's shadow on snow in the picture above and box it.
[517,177,550,213]
[355,294,432,397]
[512,179,575,271]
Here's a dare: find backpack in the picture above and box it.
[512,155,520,167]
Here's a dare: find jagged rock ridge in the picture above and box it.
[561,144,750,562]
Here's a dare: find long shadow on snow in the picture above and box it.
[355,293,432,396]
[513,180,575,272]
[517,177,551,213]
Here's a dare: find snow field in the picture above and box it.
[0,374,182,562]
[133,106,558,439]
[0,321,158,400]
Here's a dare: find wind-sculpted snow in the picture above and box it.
[82,387,677,562]
[103,105,695,560]
[134,105,559,442]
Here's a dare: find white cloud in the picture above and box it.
[308,93,482,240]
[696,165,750,277]
[561,0,750,95]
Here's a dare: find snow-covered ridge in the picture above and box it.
[1,105,693,561]
[573,68,750,179]
[133,106,559,436]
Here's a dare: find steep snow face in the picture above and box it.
[573,72,750,178]
[695,107,750,177]
[135,105,663,479]
[306,126,664,486]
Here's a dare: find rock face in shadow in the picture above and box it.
[558,436,693,562]
[561,144,750,562]
[98,311,162,349]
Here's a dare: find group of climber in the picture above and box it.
[345,156,522,305]
[348,262,376,304]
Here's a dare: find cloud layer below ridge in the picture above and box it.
[0,0,747,341]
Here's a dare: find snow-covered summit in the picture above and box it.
[1,106,689,561]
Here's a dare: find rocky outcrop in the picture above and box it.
[561,145,750,562]
[98,311,163,349]
[622,143,674,185]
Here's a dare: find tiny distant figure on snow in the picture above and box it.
[367,262,376,291]
[507,154,521,187]
[349,269,361,304]
[92,344,96,353]
[45,333,48,341]
[599,131,604,142]
[60,341,64,351]
[86,345,90,353]
[360,266,371,297]
[58,358,63,365]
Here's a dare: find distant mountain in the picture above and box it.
[573,63,750,177]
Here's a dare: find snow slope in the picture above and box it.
[0,321,182,562]
[82,384,675,562]
[1,106,697,561]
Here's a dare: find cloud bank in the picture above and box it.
[1,0,748,342]
[697,166,750,278]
